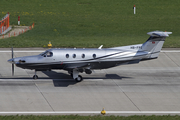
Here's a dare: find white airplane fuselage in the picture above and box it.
[8,31,172,82]
[10,47,148,70]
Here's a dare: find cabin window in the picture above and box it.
[82,54,85,58]
[73,54,76,58]
[66,54,69,58]
[92,54,96,58]
[47,52,53,57]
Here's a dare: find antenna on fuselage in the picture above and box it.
[98,45,103,49]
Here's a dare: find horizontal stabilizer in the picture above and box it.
[147,31,172,37]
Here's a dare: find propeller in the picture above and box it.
[11,47,14,76]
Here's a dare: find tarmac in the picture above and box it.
[0,48,180,116]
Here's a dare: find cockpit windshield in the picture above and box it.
[39,51,53,57]
[39,51,48,56]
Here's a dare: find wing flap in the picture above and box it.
[63,63,90,70]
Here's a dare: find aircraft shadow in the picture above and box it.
[42,71,132,87]
[83,74,131,80]
[0,72,132,87]
[41,71,77,87]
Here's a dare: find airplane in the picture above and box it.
[8,31,172,82]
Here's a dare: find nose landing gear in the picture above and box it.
[33,70,38,79]
[33,75,38,79]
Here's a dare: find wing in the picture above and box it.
[63,63,91,71]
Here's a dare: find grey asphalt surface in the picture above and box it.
[0,48,180,116]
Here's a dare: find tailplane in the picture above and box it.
[141,31,172,58]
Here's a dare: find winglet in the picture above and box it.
[98,45,103,49]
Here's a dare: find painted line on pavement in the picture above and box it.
[0,111,180,114]
[0,50,179,53]
[0,79,104,82]
[161,50,180,52]
[0,51,44,52]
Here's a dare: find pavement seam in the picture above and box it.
[34,81,55,112]
[103,70,141,111]
[164,52,180,67]
[112,79,141,111]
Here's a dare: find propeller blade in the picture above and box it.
[11,47,14,76]
[12,64,14,76]
[11,47,13,59]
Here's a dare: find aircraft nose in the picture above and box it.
[8,58,14,64]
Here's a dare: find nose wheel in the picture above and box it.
[33,75,38,79]
[33,70,38,79]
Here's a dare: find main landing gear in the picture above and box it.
[70,69,83,82]
[32,69,83,82]
[75,75,83,82]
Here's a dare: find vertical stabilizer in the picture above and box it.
[142,31,172,58]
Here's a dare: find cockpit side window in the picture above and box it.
[40,51,53,57]
[47,52,53,57]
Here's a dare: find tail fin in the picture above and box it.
[141,31,172,58]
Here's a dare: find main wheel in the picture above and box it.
[33,75,38,79]
[75,75,83,82]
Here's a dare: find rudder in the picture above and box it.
[141,31,172,58]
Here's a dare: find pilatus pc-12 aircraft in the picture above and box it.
[8,31,172,82]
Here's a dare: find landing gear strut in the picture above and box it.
[71,69,83,82]
[33,70,38,79]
